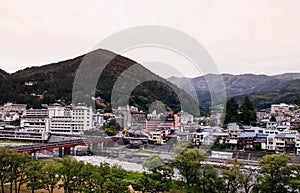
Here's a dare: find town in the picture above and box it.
[1,100,300,157]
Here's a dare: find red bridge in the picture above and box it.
[8,137,101,158]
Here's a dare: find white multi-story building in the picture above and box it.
[70,105,93,133]
[20,104,93,135]
[21,109,49,133]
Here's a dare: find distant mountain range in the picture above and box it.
[168,73,300,109]
[0,49,203,115]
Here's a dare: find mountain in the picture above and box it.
[168,73,300,109]
[0,69,9,80]
[0,49,204,115]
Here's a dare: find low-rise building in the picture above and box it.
[275,133,297,153]
[189,132,210,146]
[266,135,276,151]
[271,103,290,114]
[239,133,256,150]
[253,134,268,150]
[149,128,172,144]
[295,137,300,155]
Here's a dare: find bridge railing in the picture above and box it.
[8,139,87,152]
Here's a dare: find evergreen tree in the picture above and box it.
[240,96,257,125]
[270,115,277,122]
[224,98,239,124]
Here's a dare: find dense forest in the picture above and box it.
[0,49,205,115]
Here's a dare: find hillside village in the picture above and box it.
[1,100,300,156]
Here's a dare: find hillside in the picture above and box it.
[0,49,204,115]
[0,69,9,80]
[168,73,300,109]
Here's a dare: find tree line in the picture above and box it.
[0,147,299,193]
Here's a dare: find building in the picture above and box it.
[3,103,27,114]
[274,133,297,153]
[115,105,146,128]
[271,103,290,114]
[253,134,268,150]
[93,112,105,128]
[20,108,49,133]
[146,113,175,131]
[149,128,173,144]
[130,111,146,128]
[266,135,276,151]
[69,104,93,133]
[20,104,93,135]
[178,111,194,124]
[239,133,256,150]
[295,137,300,155]
[0,103,27,123]
[225,123,242,150]
[189,132,211,146]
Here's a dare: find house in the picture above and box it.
[213,132,228,145]
[266,135,276,151]
[225,123,242,150]
[189,132,210,146]
[267,121,277,129]
[239,133,256,150]
[225,137,239,150]
[274,133,297,153]
[275,134,286,153]
[253,134,268,150]
[284,134,297,154]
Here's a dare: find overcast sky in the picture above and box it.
[1,0,300,77]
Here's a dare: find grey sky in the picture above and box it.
[1,0,300,77]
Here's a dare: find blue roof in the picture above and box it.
[240,133,256,138]
[256,134,268,138]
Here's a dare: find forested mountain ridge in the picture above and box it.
[168,73,300,109]
[0,49,203,115]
